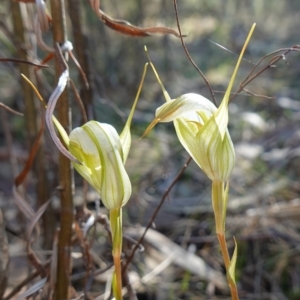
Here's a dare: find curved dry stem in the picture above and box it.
[122,156,192,275]
[230,45,300,102]
[0,57,49,68]
[0,102,23,116]
[172,0,216,105]
[90,0,181,37]
[45,68,79,163]
[3,261,51,300]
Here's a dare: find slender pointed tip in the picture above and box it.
[140,119,159,139]
[140,128,150,140]
[139,132,147,140]
[251,23,256,33]
[139,129,149,139]
[73,159,83,165]
[66,151,82,165]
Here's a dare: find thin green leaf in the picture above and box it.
[227,237,238,285]
[145,46,172,102]
[215,23,256,133]
[21,73,71,147]
[120,63,148,163]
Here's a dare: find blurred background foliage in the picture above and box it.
[1,0,300,299]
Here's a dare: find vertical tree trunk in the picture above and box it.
[11,1,53,247]
[67,0,94,120]
[50,0,74,299]
[11,2,36,138]
[0,209,8,300]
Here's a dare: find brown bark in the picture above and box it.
[11,1,53,248]
[67,0,94,120]
[0,209,8,300]
[50,0,74,299]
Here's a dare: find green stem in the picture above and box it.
[110,208,123,300]
[217,232,230,269]
[212,181,225,235]
[212,181,239,300]
[217,233,239,300]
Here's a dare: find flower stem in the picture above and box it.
[212,181,239,300]
[217,233,230,269]
[110,208,123,300]
[217,233,239,300]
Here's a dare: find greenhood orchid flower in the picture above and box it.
[140,57,238,237]
[69,121,132,210]
[143,25,255,299]
[143,92,235,182]
[23,63,149,300]
[67,120,134,299]
[143,21,255,183]
[48,63,148,211]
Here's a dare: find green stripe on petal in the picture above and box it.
[173,118,201,167]
[82,121,131,209]
[69,127,102,194]
[156,93,217,123]
[196,115,235,181]
[69,121,132,210]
